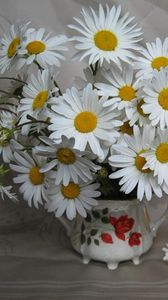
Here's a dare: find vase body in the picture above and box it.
[70,200,156,270]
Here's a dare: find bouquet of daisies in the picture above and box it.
[0,4,168,224]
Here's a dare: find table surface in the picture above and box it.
[0,197,167,300]
[0,0,168,299]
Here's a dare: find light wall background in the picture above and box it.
[0,0,168,89]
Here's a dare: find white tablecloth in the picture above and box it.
[0,0,168,299]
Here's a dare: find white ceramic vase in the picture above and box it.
[59,199,167,270]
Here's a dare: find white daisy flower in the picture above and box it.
[0,122,16,163]
[117,120,134,147]
[142,69,168,129]
[46,181,100,220]
[0,184,18,202]
[163,243,168,261]
[95,64,140,118]
[69,4,142,66]
[0,108,18,163]
[48,83,122,158]
[108,113,133,150]
[162,182,168,195]
[129,98,150,127]
[0,22,32,73]
[0,108,17,130]
[18,69,57,135]
[109,125,162,201]
[136,38,168,79]
[35,135,100,186]
[142,129,168,186]
[19,28,68,69]
[10,151,51,208]
[108,121,133,168]
[74,66,105,90]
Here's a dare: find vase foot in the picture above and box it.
[107,262,118,270]
[132,256,140,265]
[83,256,90,265]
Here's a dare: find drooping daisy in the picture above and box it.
[0,22,32,73]
[135,38,168,79]
[18,69,57,135]
[95,64,140,118]
[69,4,142,66]
[10,151,51,208]
[142,69,168,129]
[48,84,122,158]
[142,129,168,186]
[46,181,100,220]
[109,125,163,201]
[18,28,68,69]
[35,136,100,186]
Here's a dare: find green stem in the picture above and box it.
[16,120,50,129]
[0,90,14,96]
[0,77,26,84]
[54,80,62,96]
[0,107,17,115]
[0,90,20,99]
[34,61,44,71]
[0,102,16,106]
[90,61,99,76]
[90,64,94,75]
[93,61,99,76]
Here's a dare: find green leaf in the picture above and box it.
[101,216,109,224]
[85,213,92,222]
[94,239,99,246]
[92,211,100,219]
[102,208,108,215]
[81,234,86,245]
[90,229,98,236]
[87,237,91,245]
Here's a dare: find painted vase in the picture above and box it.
[59,199,167,270]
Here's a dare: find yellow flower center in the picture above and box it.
[119,121,133,135]
[151,56,168,71]
[156,143,168,163]
[158,88,168,110]
[74,111,97,133]
[56,148,76,164]
[94,30,118,51]
[33,90,48,110]
[137,99,148,117]
[26,41,46,55]
[29,166,44,185]
[8,38,20,58]
[61,182,80,199]
[135,150,151,173]
[119,86,136,101]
